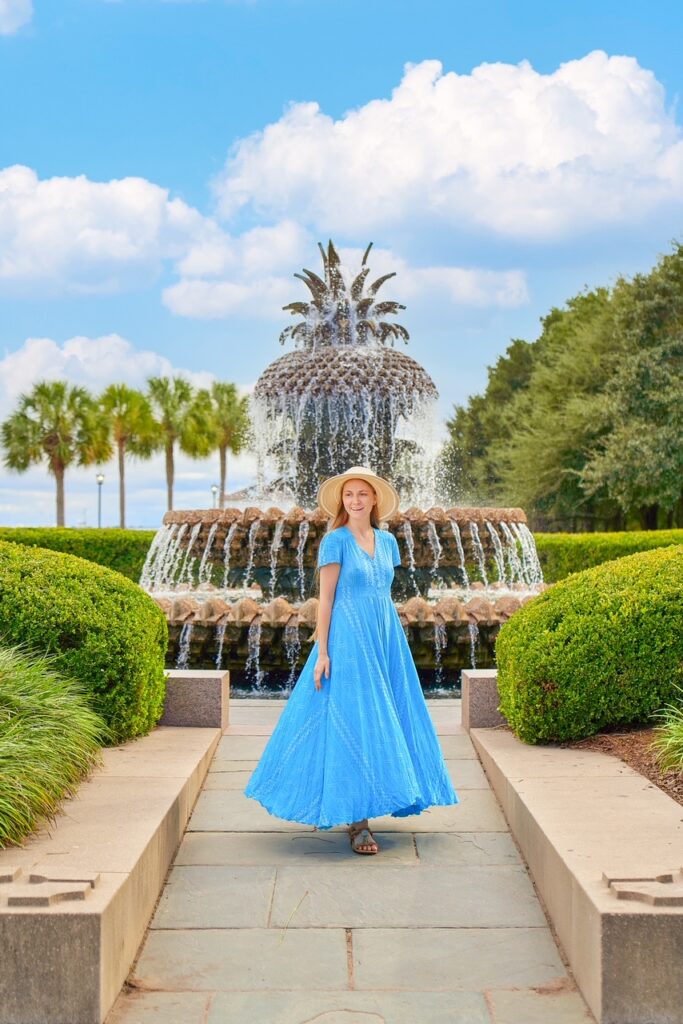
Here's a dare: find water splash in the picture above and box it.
[425,520,442,582]
[283,619,301,692]
[433,618,448,687]
[485,521,507,585]
[499,522,524,585]
[177,523,202,589]
[513,522,544,586]
[215,622,227,669]
[243,519,262,590]
[222,522,239,590]
[245,616,265,690]
[197,522,219,586]
[467,622,479,669]
[401,520,419,594]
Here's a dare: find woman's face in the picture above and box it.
[342,479,377,523]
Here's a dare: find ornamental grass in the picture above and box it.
[0,645,106,847]
[652,691,683,773]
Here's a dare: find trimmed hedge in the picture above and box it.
[496,545,683,744]
[0,528,155,582]
[535,529,683,583]
[0,541,167,742]
[0,645,106,847]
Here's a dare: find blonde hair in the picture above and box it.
[309,480,380,644]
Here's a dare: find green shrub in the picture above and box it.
[535,529,683,582]
[0,528,156,581]
[0,541,167,742]
[0,645,106,847]
[496,545,683,744]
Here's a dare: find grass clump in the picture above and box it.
[653,691,683,772]
[0,646,106,847]
[496,545,683,744]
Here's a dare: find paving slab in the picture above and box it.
[210,990,491,1024]
[372,790,508,832]
[132,928,348,991]
[353,927,567,991]
[437,734,478,759]
[188,789,306,831]
[270,864,546,928]
[175,830,418,866]
[215,735,268,758]
[443,757,488,788]
[414,831,523,867]
[488,987,594,1023]
[203,769,254,789]
[107,992,211,1024]
[151,865,275,929]
[209,758,258,772]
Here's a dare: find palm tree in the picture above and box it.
[147,376,213,511]
[100,384,159,529]
[1,380,111,526]
[205,382,250,508]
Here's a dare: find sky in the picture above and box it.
[1,0,682,527]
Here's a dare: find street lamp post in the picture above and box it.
[211,484,219,510]
[96,473,105,528]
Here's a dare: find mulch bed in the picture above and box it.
[566,728,683,807]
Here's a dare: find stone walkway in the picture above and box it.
[108,699,594,1024]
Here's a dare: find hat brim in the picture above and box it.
[317,467,400,520]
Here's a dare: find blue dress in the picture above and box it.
[244,525,458,828]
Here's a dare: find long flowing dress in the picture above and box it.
[244,525,458,828]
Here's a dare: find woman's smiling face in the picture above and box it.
[342,479,377,522]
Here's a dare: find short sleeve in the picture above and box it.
[317,529,344,568]
[389,531,402,567]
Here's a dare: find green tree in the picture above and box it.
[1,380,111,526]
[147,377,213,512]
[100,384,159,529]
[204,382,250,508]
[581,245,683,527]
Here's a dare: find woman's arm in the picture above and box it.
[314,562,340,690]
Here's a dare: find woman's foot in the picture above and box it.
[348,819,379,855]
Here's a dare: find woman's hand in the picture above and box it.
[314,655,330,690]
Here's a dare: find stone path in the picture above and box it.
[108,699,594,1024]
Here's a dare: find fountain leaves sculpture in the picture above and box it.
[253,241,439,505]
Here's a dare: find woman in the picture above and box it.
[245,465,458,854]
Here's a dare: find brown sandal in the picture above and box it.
[348,824,379,855]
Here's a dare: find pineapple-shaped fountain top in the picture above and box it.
[252,242,439,506]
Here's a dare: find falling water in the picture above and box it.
[425,520,442,582]
[449,521,470,588]
[485,521,507,585]
[139,524,172,590]
[157,523,187,589]
[469,523,489,587]
[513,523,544,586]
[197,522,219,586]
[243,519,262,590]
[499,521,524,585]
[401,520,419,594]
[245,616,265,690]
[215,622,227,669]
[283,619,301,692]
[177,523,202,590]
[467,622,479,669]
[176,622,194,669]
[222,522,239,590]
[269,519,286,599]
[433,619,448,687]
[296,520,310,601]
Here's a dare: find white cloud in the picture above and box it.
[0,165,213,294]
[0,0,32,34]
[214,52,683,239]
[0,334,214,420]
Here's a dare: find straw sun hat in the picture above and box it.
[317,466,400,520]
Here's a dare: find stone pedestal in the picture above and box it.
[461,669,506,731]
[160,670,230,731]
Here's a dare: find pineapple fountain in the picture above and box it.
[140,243,545,692]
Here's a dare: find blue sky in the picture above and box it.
[1,0,682,526]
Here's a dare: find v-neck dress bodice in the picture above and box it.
[244,525,458,828]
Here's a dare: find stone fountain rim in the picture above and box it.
[162,506,529,527]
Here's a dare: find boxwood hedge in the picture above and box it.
[0,541,167,742]
[0,528,155,582]
[496,545,683,744]
[534,529,683,582]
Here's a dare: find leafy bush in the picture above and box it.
[496,545,683,744]
[0,541,167,742]
[0,528,155,581]
[535,529,683,582]
[0,646,106,847]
